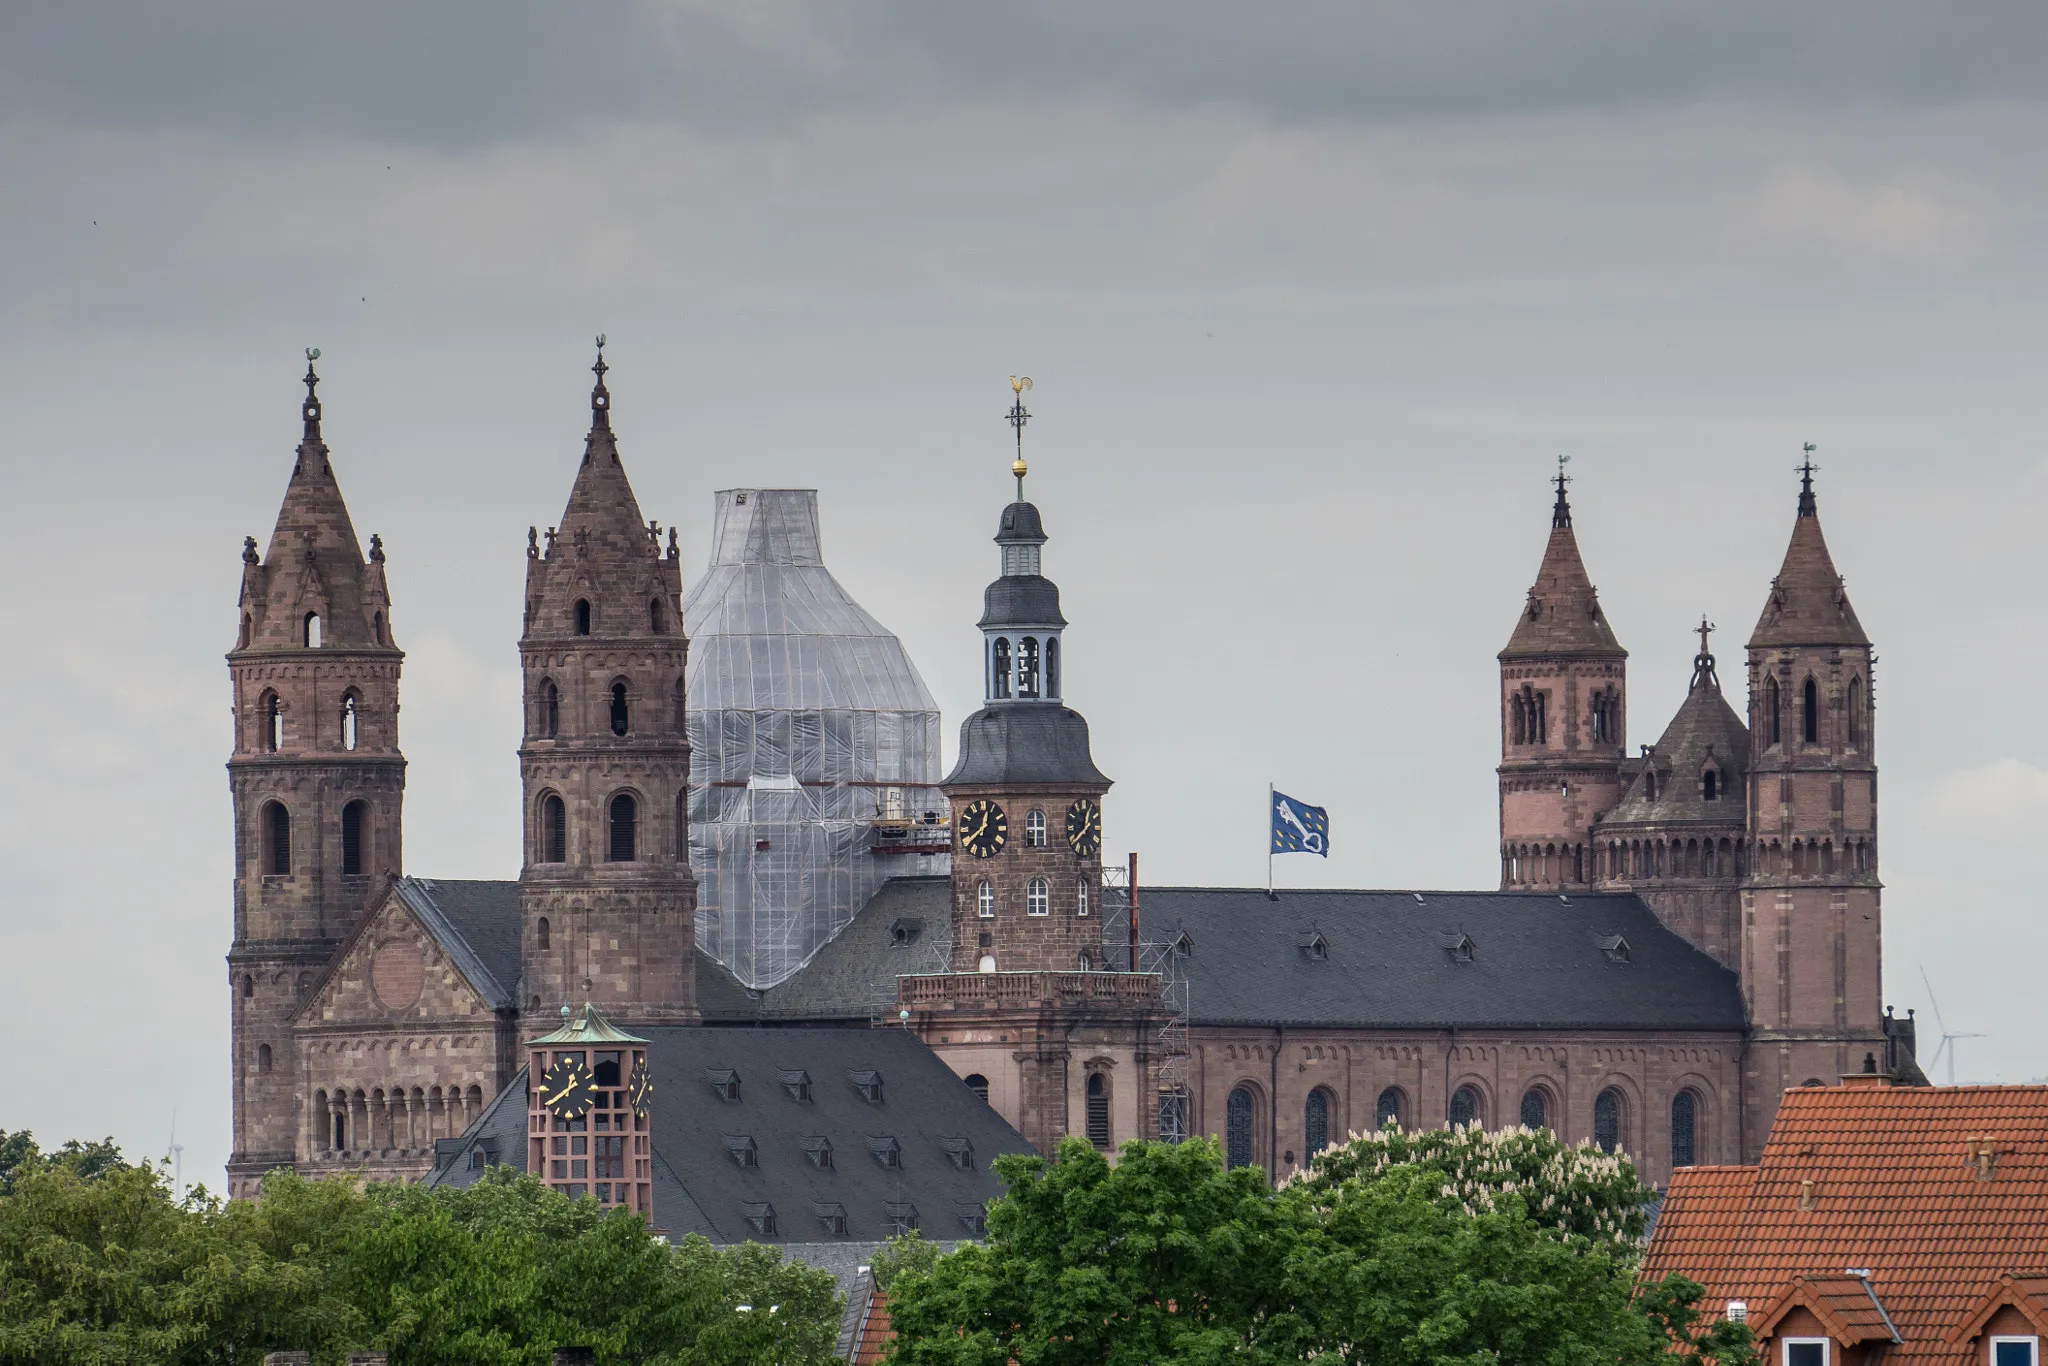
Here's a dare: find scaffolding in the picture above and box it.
[683,489,950,990]
[1100,856,1191,1143]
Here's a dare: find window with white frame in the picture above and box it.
[977,880,995,918]
[1782,1339,1829,1366]
[1024,809,1047,846]
[1076,877,1089,916]
[1992,1338,2040,1366]
[1027,877,1050,916]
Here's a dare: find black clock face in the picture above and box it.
[1065,799,1103,857]
[628,1058,654,1116]
[538,1056,595,1121]
[957,799,1008,858]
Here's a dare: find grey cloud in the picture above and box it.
[7,1,2048,147]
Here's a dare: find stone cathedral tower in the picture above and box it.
[518,344,697,1025]
[1498,470,1628,890]
[226,357,405,1196]
[1740,461,1883,1149]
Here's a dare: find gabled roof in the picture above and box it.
[393,878,524,1010]
[1753,1273,1902,1346]
[426,1026,1032,1247]
[1642,1083,2048,1363]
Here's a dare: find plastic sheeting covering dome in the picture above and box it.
[682,489,949,989]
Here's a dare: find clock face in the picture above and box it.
[628,1058,654,1116]
[957,799,1008,859]
[1065,798,1103,857]
[538,1055,595,1121]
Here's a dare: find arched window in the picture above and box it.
[978,953,997,973]
[650,598,665,634]
[537,916,551,951]
[238,613,252,649]
[340,694,360,751]
[1534,690,1548,743]
[610,682,629,737]
[1593,1088,1622,1153]
[1375,1087,1405,1129]
[540,793,566,863]
[372,611,384,645]
[608,793,638,862]
[1076,877,1090,917]
[1086,1072,1111,1149]
[991,638,1011,699]
[1510,694,1527,745]
[1024,809,1047,846]
[1045,637,1059,698]
[332,1108,346,1152]
[539,680,560,739]
[1449,1084,1482,1128]
[1305,1088,1331,1158]
[341,800,367,875]
[257,1043,272,1073]
[1766,676,1782,746]
[1520,1087,1549,1131]
[574,600,592,636]
[676,788,689,861]
[1026,877,1050,916]
[1702,767,1718,801]
[1803,677,1820,745]
[1671,1090,1698,1168]
[1847,676,1864,747]
[303,612,322,648]
[262,691,284,752]
[1017,636,1041,698]
[261,801,291,876]
[977,880,994,918]
[240,974,254,998]
[673,677,686,733]
[1225,1086,1256,1169]
[964,1073,989,1103]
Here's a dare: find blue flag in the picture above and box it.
[1271,791,1329,857]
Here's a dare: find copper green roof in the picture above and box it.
[524,1002,648,1047]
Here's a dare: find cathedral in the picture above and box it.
[225,347,1915,1224]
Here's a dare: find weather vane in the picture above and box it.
[1555,453,1572,493]
[1007,376,1033,498]
[1797,442,1819,514]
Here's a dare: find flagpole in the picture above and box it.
[1267,781,1275,899]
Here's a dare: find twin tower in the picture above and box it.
[1497,464,1884,1105]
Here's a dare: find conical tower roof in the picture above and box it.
[550,345,653,562]
[1605,638,1749,825]
[1749,464,1867,649]
[1500,475,1625,659]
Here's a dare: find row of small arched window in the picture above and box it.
[529,677,685,741]
[1760,674,1866,749]
[533,789,686,866]
[988,636,1059,701]
[1503,835,1875,885]
[563,597,672,638]
[256,691,366,753]
[1221,1082,1703,1172]
[314,1084,484,1153]
[234,610,389,652]
[254,798,371,877]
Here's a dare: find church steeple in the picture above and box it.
[1497,461,1627,891]
[1749,450,1868,650]
[518,340,696,1027]
[226,352,406,1197]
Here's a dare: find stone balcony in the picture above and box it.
[898,970,1162,1010]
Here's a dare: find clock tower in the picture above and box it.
[526,1003,653,1217]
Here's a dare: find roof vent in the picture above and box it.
[1726,1301,1747,1324]
[1966,1136,2001,1181]
[849,1070,884,1105]
[705,1068,741,1102]
[1413,893,1425,904]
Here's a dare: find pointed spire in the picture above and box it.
[536,339,657,587]
[589,334,612,436]
[301,347,323,447]
[1749,451,1869,648]
[1501,464,1624,659]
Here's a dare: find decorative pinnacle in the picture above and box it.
[1797,443,1818,517]
[301,347,323,443]
[1551,454,1573,529]
[590,334,611,429]
[1007,376,1033,499]
[1691,616,1719,692]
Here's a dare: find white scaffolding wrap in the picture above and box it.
[683,489,949,989]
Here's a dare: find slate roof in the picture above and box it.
[996,501,1045,543]
[979,575,1065,629]
[700,878,953,1023]
[1749,498,1868,648]
[1641,1082,2048,1363]
[426,1025,1033,1248]
[1602,671,1750,827]
[943,704,1111,788]
[1500,513,1625,659]
[1124,888,1745,1030]
[397,878,524,1009]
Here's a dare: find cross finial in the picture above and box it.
[1006,376,1033,499]
[301,347,323,442]
[1691,615,1720,692]
[590,334,611,428]
[1551,454,1573,529]
[1797,442,1818,517]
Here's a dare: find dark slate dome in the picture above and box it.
[944,703,1110,788]
[979,575,1065,629]
[1605,680,1750,825]
[997,501,1046,542]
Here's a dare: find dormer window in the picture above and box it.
[955,1201,987,1235]
[942,1137,974,1171]
[800,1136,833,1170]
[1991,1338,2039,1366]
[889,919,921,948]
[724,1135,758,1168]
[866,1136,901,1169]
[1782,1340,1828,1366]
[705,1068,740,1102]
[813,1201,848,1237]
[1595,934,1631,964]
[741,1202,776,1236]
[779,1069,813,1103]
[1440,932,1475,964]
[884,1203,919,1236]
[849,1070,884,1105]
[1173,931,1194,959]
[1298,930,1329,961]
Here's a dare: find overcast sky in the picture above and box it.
[4,2,2047,1188]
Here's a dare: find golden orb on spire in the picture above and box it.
[1012,456,1029,479]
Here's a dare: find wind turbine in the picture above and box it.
[1920,968,1986,1085]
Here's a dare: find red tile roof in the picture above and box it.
[1642,1083,2048,1363]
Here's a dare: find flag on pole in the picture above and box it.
[1270,790,1329,857]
